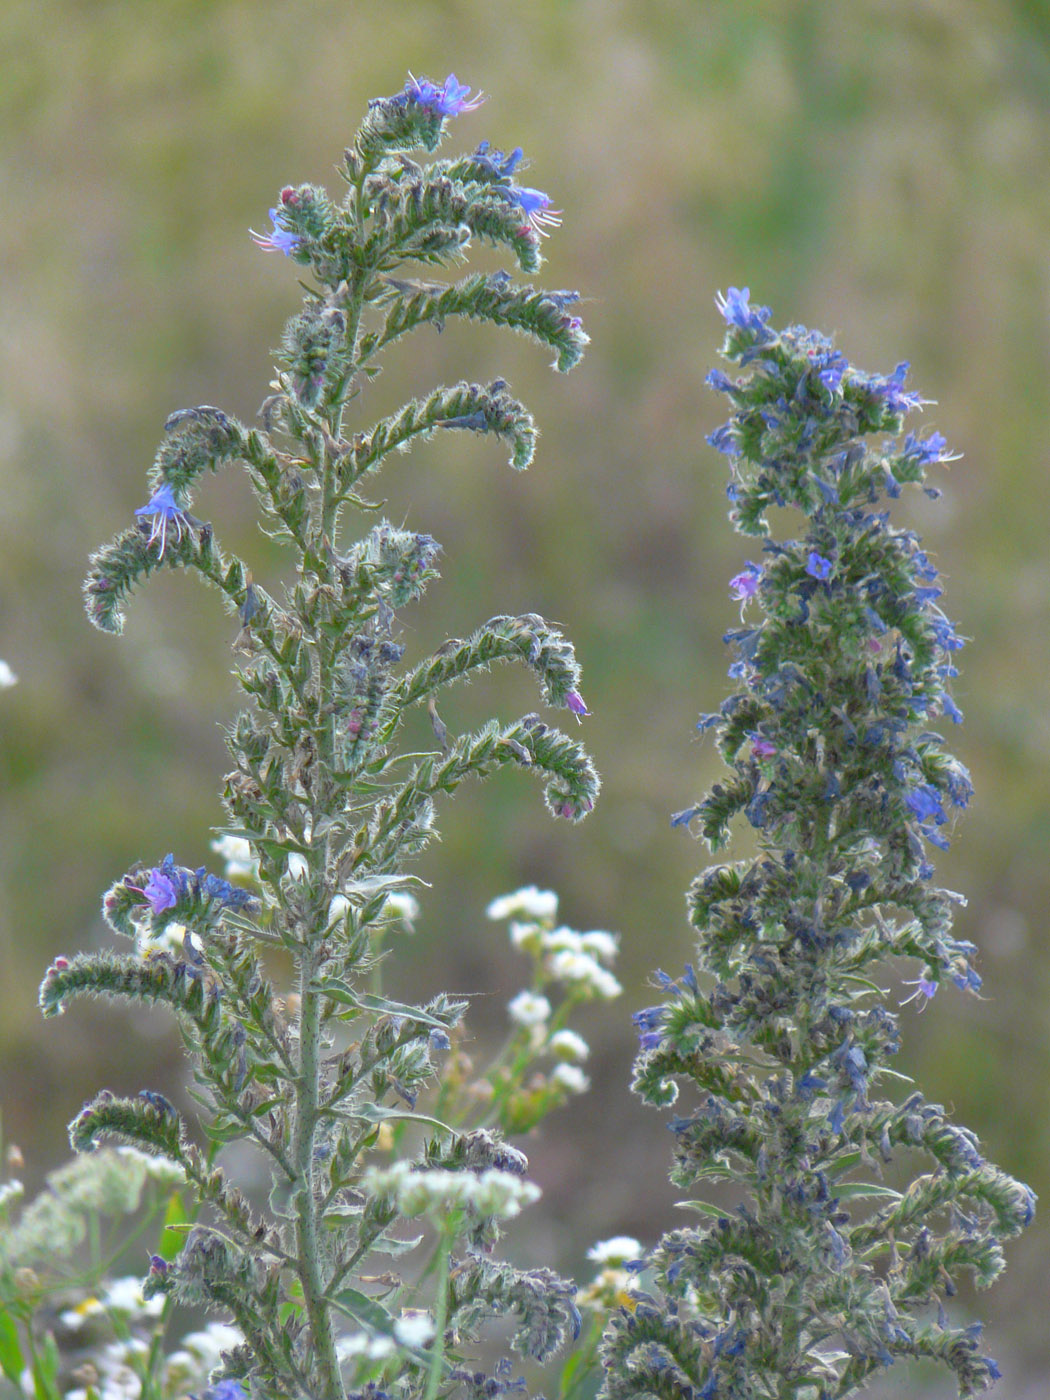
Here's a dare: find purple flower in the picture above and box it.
[143,857,181,914]
[504,185,562,235]
[134,483,190,560]
[566,690,590,722]
[749,733,777,759]
[805,552,833,580]
[714,286,772,335]
[250,207,302,256]
[405,72,484,117]
[901,975,938,1010]
[729,562,762,604]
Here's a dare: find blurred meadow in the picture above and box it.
[2,1,1049,1392]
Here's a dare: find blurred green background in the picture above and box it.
[3,1,1049,1392]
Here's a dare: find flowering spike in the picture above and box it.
[59,75,593,1400]
[602,293,1033,1400]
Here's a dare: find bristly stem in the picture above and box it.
[294,941,343,1398]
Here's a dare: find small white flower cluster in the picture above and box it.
[59,1338,149,1400]
[333,1310,435,1367]
[59,1275,164,1331]
[210,832,259,881]
[361,1160,540,1220]
[336,1331,396,1363]
[579,1236,645,1313]
[2,1148,183,1267]
[587,1235,643,1266]
[488,887,622,1003]
[485,886,559,922]
[486,888,622,1104]
[163,1321,243,1393]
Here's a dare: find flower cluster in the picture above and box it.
[477,888,621,1131]
[599,292,1034,1400]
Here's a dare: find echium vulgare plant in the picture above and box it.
[600,289,1035,1400]
[38,74,599,1400]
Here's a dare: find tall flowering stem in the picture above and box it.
[41,76,597,1400]
[601,290,1034,1399]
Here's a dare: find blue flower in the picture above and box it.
[903,430,954,464]
[707,422,735,455]
[473,141,524,176]
[904,784,946,825]
[195,1383,247,1400]
[504,185,562,235]
[714,286,772,335]
[249,207,302,256]
[805,552,833,580]
[134,483,191,559]
[405,72,484,117]
[566,690,590,722]
[729,562,762,604]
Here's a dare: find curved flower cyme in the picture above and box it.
[405,71,484,117]
[504,185,562,234]
[250,208,302,256]
[134,483,191,560]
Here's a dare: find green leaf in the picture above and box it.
[158,1189,190,1262]
[332,1102,451,1133]
[835,1183,903,1202]
[674,1199,731,1220]
[31,1331,62,1400]
[0,1313,24,1386]
[328,1286,396,1333]
[315,980,450,1029]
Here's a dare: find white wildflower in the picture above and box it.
[486,886,558,922]
[0,1179,23,1211]
[543,925,584,954]
[552,1062,590,1095]
[507,990,551,1027]
[210,833,258,880]
[384,890,420,923]
[587,1235,643,1265]
[59,1295,105,1330]
[116,1146,184,1186]
[546,950,622,1000]
[549,1028,589,1062]
[394,1311,436,1348]
[362,1161,540,1220]
[102,1276,164,1318]
[508,919,545,953]
[337,1332,395,1361]
[579,930,619,965]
